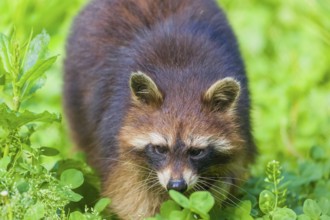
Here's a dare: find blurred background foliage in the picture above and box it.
[1,0,329,172]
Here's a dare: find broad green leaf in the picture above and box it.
[233,200,254,220]
[160,200,181,218]
[259,190,275,215]
[60,168,84,189]
[303,199,322,219]
[297,214,312,220]
[69,211,87,220]
[169,190,190,209]
[0,103,60,129]
[94,198,111,213]
[17,181,30,193]
[0,33,12,75]
[189,191,214,217]
[318,198,330,215]
[23,201,45,220]
[169,209,192,220]
[40,146,60,156]
[23,30,50,73]
[273,208,297,220]
[321,215,330,220]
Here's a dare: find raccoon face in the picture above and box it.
[119,71,244,193]
[143,139,236,193]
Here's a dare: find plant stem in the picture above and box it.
[3,143,9,158]
[4,194,13,220]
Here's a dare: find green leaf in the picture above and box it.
[60,168,84,189]
[17,181,30,193]
[69,211,87,220]
[40,146,60,156]
[303,199,322,219]
[259,190,276,214]
[160,200,181,218]
[318,198,330,215]
[272,208,297,220]
[0,103,60,130]
[145,215,164,220]
[310,146,327,160]
[0,156,11,171]
[94,198,111,213]
[23,30,50,73]
[233,200,254,220]
[23,201,45,220]
[0,33,12,75]
[18,56,57,98]
[60,188,83,202]
[169,209,192,220]
[169,190,190,209]
[297,214,312,220]
[320,215,330,220]
[189,191,214,218]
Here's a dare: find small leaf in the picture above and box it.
[94,198,111,213]
[169,209,192,220]
[0,156,11,171]
[233,200,254,220]
[297,214,312,220]
[318,198,330,215]
[320,215,330,220]
[169,190,190,209]
[40,147,60,156]
[145,215,163,220]
[310,146,327,160]
[17,181,30,193]
[0,103,60,129]
[189,191,215,216]
[303,199,322,219]
[23,30,50,73]
[60,168,84,189]
[259,190,276,214]
[18,56,57,97]
[272,208,297,220]
[0,33,12,75]
[160,200,181,218]
[69,211,87,220]
[60,188,83,202]
[23,202,45,220]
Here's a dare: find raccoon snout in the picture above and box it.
[166,179,187,193]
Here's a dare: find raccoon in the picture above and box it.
[64,0,256,219]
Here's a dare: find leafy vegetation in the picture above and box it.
[0,31,109,219]
[0,0,329,219]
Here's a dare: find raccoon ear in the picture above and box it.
[130,71,163,107]
[203,77,240,112]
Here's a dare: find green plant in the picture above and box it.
[0,31,108,219]
[146,190,215,220]
[1,0,329,219]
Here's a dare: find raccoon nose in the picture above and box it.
[167,179,187,193]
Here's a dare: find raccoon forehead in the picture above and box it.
[186,136,233,152]
[129,132,171,150]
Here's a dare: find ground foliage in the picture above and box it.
[0,0,329,219]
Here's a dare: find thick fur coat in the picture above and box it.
[64,0,256,219]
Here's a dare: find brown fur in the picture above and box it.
[64,0,256,219]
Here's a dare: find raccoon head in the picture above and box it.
[119,71,245,193]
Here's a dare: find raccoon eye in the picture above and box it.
[153,145,168,155]
[189,148,206,159]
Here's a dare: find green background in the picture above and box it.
[1,0,329,172]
